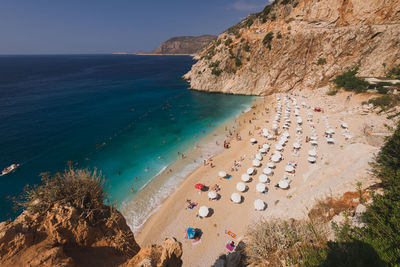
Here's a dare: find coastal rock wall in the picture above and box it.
[151,35,217,55]
[0,204,182,266]
[183,0,400,95]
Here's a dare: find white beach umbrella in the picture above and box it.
[255,154,263,160]
[341,122,349,129]
[293,142,301,149]
[263,128,269,133]
[247,168,255,175]
[278,180,289,189]
[278,140,286,147]
[272,155,280,162]
[296,126,302,132]
[262,144,270,149]
[267,162,275,168]
[297,117,303,124]
[283,131,290,137]
[263,167,273,176]
[310,136,318,141]
[218,171,227,178]
[327,138,335,144]
[198,206,209,217]
[326,129,335,134]
[275,144,283,151]
[256,183,267,193]
[285,165,294,172]
[308,150,317,157]
[208,191,217,199]
[311,140,318,146]
[307,156,316,163]
[262,131,269,137]
[259,174,269,183]
[231,193,241,203]
[250,138,257,143]
[272,124,278,130]
[259,148,267,154]
[267,135,275,140]
[254,199,265,211]
[252,159,261,167]
[302,101,306,107]
[241,173,251,182]
[236,182,246,192]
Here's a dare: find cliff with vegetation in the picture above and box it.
[183,0,400,95]
[149,35,217,55]
[0,168,182,267]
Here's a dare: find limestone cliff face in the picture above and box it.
[0,204,182,267]
[151,35,217,55]
[183,0,400,95]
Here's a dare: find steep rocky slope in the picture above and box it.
[0,204,182,266]
[150,35,216,55]
[184,0,400,95]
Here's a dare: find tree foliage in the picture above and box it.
[333,66,370,93]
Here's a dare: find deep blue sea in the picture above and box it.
[0,55,253,223]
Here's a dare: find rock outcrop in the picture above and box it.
[184,0,400,95]
[150,35,217,55]
[0,204,182,267]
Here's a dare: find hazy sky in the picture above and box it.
[0,0,270,54]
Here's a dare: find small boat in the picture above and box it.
[1,164,19,176]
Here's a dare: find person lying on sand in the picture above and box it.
[186,199,198,209]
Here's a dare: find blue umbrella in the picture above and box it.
[186,227,196,239]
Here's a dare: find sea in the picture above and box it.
[0,55,253,229]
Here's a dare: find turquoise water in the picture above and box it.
[0,55,253,222]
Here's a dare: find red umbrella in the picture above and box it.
[195,183,204,190]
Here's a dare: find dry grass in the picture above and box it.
[244,219,328,266]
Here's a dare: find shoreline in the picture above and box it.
[133,87,393,266]
[120,98,257,232]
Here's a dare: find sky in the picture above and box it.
[0,0,270,54]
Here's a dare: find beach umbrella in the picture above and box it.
[255,154,263,160]
[308,150,317,157]
[273,151,282,157]
[263,167,273,176]
[327,138,335,144]
[256,183,266,193]
[241,174,250,182]
[218,171,227,178]
[293,142,301,149]
[254,199,265,211]
[310,140,318,146]
[307,156,316,163]
[296,127,302,132]
[186,227,196,239]
[341,122,348,128]
[279,180,289,189]
[267,135,275,140]
[263,128,269,133]
[252,159,261,167]
[231,193,241,203]
[247,168,255,175]
[326,129,335,134]
[259,174,269,183]
[262,131,269,137]
[297,118,303,124]
[275,144,283,151]
[310,136,318,140]
[285,165,294,172]
[195,183,204,190]
[262,144,270,149]
[198,206,209,217]
[250,138,257,143]
[208,191,217,199]
[267,162,275,168]
[283,131,290,137]
[259,148,267,154]
[271,155,280,163]
[236,182,246,192]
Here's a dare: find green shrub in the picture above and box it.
[387,65,400,79]
[215,39,221,46]
[333,66,370,93]
[224,38,233,46]
[327,88,339,96]
[208,60,220,69]
[263,32,274,49]
[376,82,391,94]
[244,42,250,52]
[368,95,393,109]
[317,57,327,65]
[211,68,223,76]
[18,167,109,222]
[235,58,242,67]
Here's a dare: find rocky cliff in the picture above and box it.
[150,35,217,55]
[183,0,400,95]
[0,204,182,266]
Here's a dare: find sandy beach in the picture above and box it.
[135,86,393,266]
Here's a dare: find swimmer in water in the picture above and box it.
[131,188,134,193]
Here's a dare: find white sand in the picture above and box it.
[134,87,393,266]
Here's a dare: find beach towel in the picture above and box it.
[225,175,232,180]
[225,230,237,238]
[226,243,235,251]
